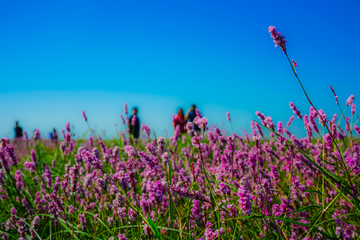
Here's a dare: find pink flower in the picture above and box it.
[124,145,137,157]
[24,161,36,172]
[268,26,287,53]
[120,115,125,124]
[131,115,137,126]
[196,117,208,129]
[252,135,261,144]
[82,111,87,122]
[292,60,298,67]
[124,103,128,115]
[346,95,355,106]
[289,102,302,119]
[354,125,360,135]
[191,135,203,149]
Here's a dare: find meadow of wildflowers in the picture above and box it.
[1,26,360,240]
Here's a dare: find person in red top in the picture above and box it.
[173,108,187,134]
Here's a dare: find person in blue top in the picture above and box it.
[50,129,58,143]
[185,105,200,132]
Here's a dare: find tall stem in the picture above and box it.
[284,52,354,189]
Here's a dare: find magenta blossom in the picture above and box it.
[292,60,298,67]
[82,111,87,122]
[196,117,208,129]
[33,129,40,140]
[289,102,302,119]
[124,145,137,158]
[226,112,231,121]
[346,95,355,106]
[80,150,102,169]
[24,161,36,172]
[264,116,275,130]
[120,115,125,124]
[131,115,137,126]
[286,115,295,129]
[124,103,128,115]
[191,135,203,149]
[351,103,356,116]
[65,122,71,133]
[268,26,287,53]
[354,125,360,135]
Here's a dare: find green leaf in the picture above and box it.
[147,215,160,238]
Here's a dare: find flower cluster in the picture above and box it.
[1,28,359,238]
[268,26,287,53]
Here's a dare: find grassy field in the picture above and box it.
[1,26,360,239]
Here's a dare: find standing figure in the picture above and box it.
[51,129,59,143]
[129,107,140,140]
[173,108,187,134]
[14,121,23,139]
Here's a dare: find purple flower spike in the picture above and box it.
[345,117,350,132]
[124,145,137,158]
[196,117,208,130]
[81,150,102,169]
[330,86,339,105]
[82,111,87,122]
[131,115,137,126]
[191,200,201,220]
[286,116,295,129]
[277,121,283,135]
[65,122,71,133]
[346,95,355,106]
[255,111,266,125]
[226,112,231,122]
[351,103,356,116]
[292,60,298,67]
[191,135,203,149]
[124,103,128,115]
[318,109,327,126]
[138,151,156,168]
[289,102,302,120]
[117,233,128,240]
[255,122,263,137]
[238,185,252,215]
[195,108,202,118]
[120,115,125,124]
[10,207,16,216]
[264,116,275,130]
[324,134,332,151]
[157,137,166,154]
[219,182,231,195]
[141,123,151,139]
[268,26,287,53]
[33,129,40,140]
[24,161,36,172]
[354,125,360,135]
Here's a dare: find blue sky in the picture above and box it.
[1,0,359,139]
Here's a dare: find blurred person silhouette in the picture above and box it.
[14,121,23,139]
[185,105,200,133]
[173,108,187,134]
[50,129,59,143]
[128,107,140,140]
